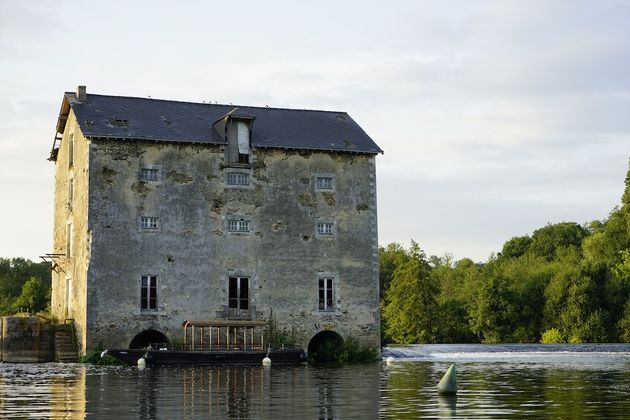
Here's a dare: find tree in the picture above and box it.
[379,243,410,296]
[529,222,588,260]
[432,256,480,342]
[382,242,439,343]
[500,235,533,259]
[0,258,51,314]
[12,276,50,313]
[468,262,516,343]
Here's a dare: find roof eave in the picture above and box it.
[49,95,72,161]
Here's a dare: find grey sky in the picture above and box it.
[1,0,628,262]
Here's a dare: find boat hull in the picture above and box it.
[105,348,307,366]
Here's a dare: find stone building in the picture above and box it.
[48,86,383,354]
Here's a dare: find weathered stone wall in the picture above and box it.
[55,134,379,352]
[50,111,90,352]
[0,316,54,362]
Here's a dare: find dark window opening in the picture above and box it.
[110,117,129,127]
[319,278,334,311]
[141,275,157,310]
[227,120,251,164]
[229,277,249,310]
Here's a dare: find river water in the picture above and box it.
[1,344,629,419]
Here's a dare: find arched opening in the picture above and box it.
[307,330,344,362]
[129,330,169,349]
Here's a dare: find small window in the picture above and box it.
[68,178,74,204]
[227,172,249,186]
[110,117,129,127]
[317,222,334,235]
[140,275,157,311]
[316,176,334,190]
[319,278,334,311]
[66,223,73,257]
[140,168,159,181]
[65,277,73,316]
[140,216,159,230]
[68,134,74,168]
[227,219,250,232]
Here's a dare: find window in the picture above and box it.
[68,178,74,205]
[65,277,72,316]
[236,121,250,163]
[66,223,73,257]
[229,277,249,310]
[140,216,159,230]
[140,167,159,181]
[68,133,74,168]
[319,278,334,311]
[227,219,250,232]
[110,117,129,127]
[227,120,251,164]
[317,222,334,235]
[227,172,249,186]
[140,275,157,311]
[316,176,334,190]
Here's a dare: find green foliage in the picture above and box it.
[80,349,125,365]
[382,241,439,343]
[379,243,410,296]
[469,268,515,343]
[0,258,51,315]
[265,311,295,348]
[500,235,533,259]
[541,328,564,344]
[618,298,630,342]
[529,222,588,260]
[12,277,50,313]
[338,337,378,362]
[309,336,377,363]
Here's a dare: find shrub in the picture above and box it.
[338,337,378,363]
[80,349,125,365]
[540,328,564,344]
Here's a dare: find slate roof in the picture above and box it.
[59,92,383,154]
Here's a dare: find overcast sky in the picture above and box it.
[1,0,628,263]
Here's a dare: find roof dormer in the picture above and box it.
[213,108,255,164]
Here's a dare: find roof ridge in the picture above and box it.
[65,92,348,115]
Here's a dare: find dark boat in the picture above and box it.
[102,319,307,366]
[104,347,307,366]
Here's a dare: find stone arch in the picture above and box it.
[129,329,169,349]
[307,330,344,362]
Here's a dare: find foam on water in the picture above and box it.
[382,343,630,366]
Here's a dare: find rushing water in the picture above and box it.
[1,344,629,419]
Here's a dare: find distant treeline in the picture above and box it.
[380,164,630,344]
[0,258,51,315]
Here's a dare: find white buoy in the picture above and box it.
[386,356,395,365]
[137,357,146,369]
[262,356,271,366]
[437,364,457,395]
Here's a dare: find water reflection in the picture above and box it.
[437,395,457,418]
[1,345,630,419]
[380,358,630,419]
[51,366,85,418]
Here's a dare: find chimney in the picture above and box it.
[76,85,86,102]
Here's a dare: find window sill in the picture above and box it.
[222,162,252,170]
